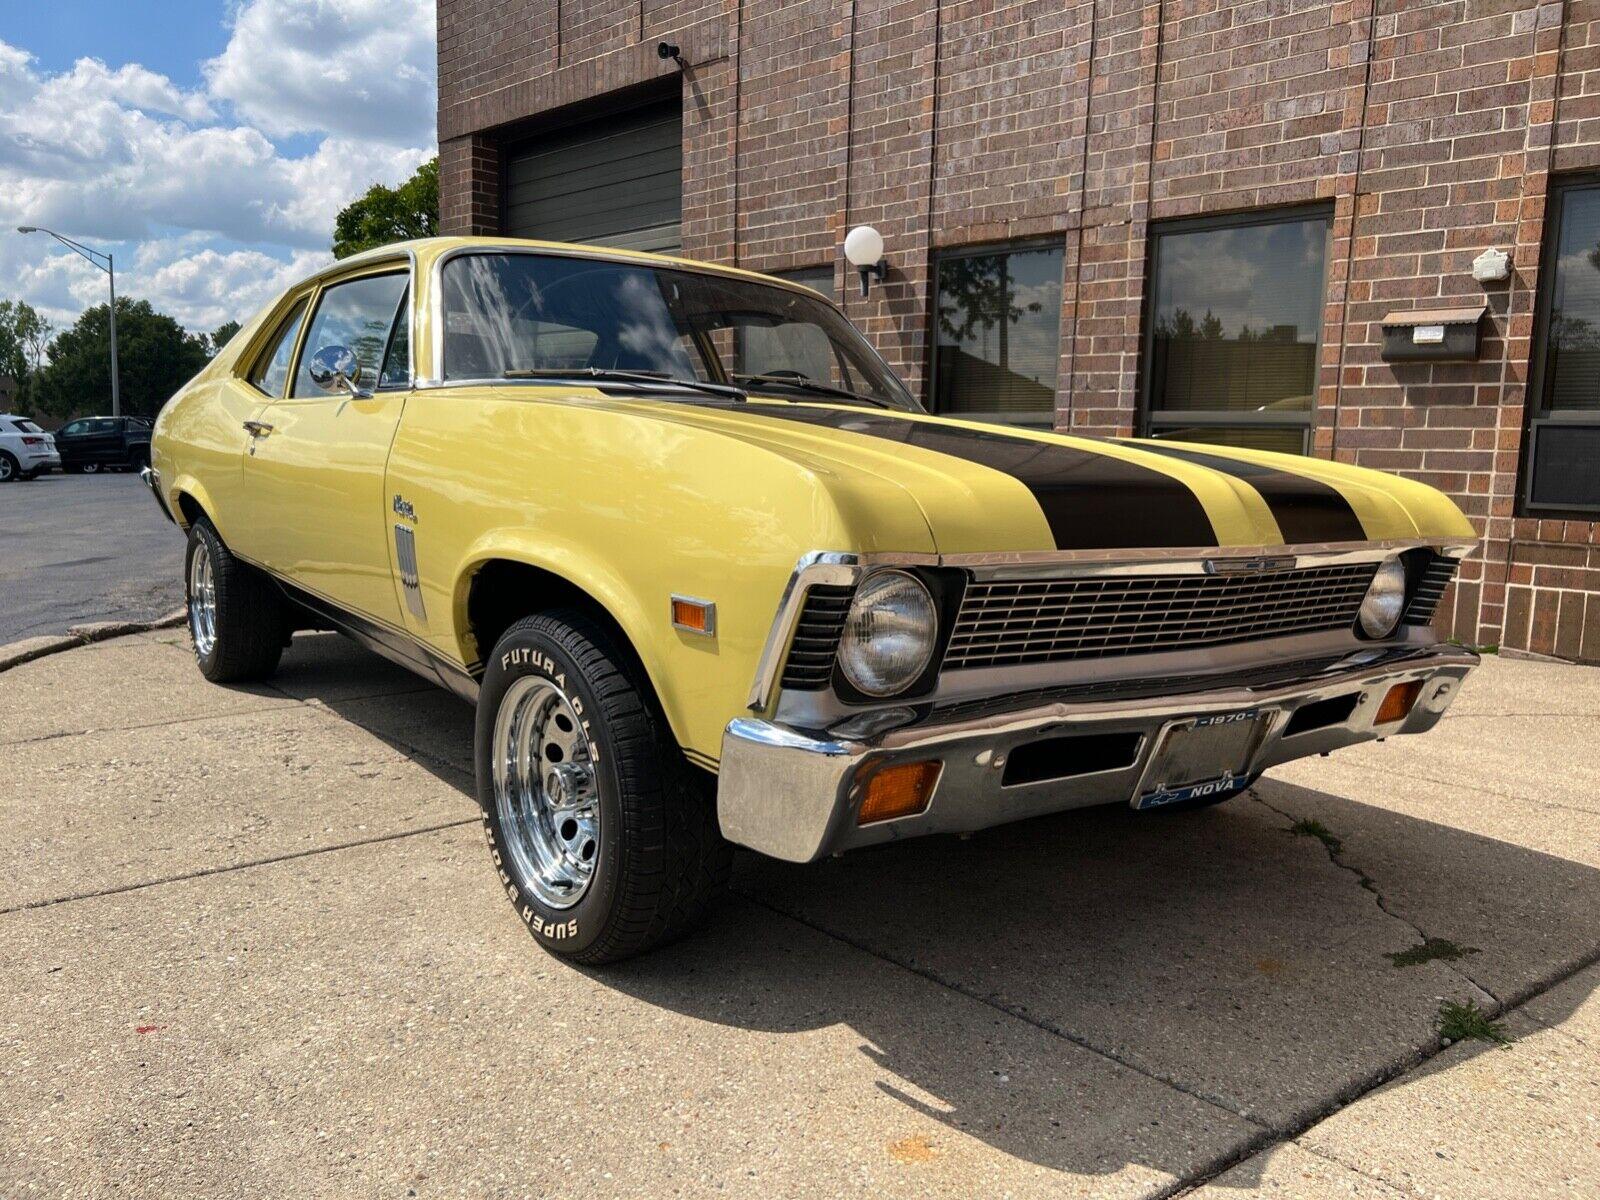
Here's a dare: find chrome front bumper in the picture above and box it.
[139,465,176,524]
[718,644,1477,862]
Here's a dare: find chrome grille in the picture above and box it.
[944,562,1379,670]
[1404,555,1458,626]
[779,584,854,690]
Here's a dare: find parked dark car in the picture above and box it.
[54,416,153,473]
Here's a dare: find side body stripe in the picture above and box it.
[1124,441,1367,542]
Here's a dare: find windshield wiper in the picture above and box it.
[503,367,746,401]
[734,373,894,409]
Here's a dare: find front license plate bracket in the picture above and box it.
[1133,708,1272,811]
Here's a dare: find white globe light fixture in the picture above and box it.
[844,225,887,296]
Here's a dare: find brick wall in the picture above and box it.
[438,0,1600,664]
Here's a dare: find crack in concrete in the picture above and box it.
[736,889,1273,1132]
[0,817,478,917]
[1249,789,1502,1008]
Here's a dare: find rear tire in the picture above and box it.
[0,452,17,483]
[474,610,731,964]
[185,520,287,683]
[81,462,101,475]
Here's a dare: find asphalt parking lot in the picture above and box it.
[0,472,186,644]
[1,629,1597,1197]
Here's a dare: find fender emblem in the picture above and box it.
[393,494,417,523]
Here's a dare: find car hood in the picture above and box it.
[629,397,1477,555]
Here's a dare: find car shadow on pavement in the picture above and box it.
[281,635,1600,1183]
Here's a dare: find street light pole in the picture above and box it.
[15,226,122,417]
[106,254,120,417]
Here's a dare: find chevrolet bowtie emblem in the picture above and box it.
[1205,555,1296,575]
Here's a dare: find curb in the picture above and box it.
[0,609,187,674]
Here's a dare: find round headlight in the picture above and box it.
[837,571,938,697]
[1358,557,1408,638]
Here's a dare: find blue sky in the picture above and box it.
[5,1,229,85]
[0,1,436,333]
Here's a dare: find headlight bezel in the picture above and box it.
[835,569,941,699]
[1356,555,1410,639]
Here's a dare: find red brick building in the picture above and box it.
[438,0,1600,663]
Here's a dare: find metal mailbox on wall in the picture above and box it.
[1380,305,1486,362]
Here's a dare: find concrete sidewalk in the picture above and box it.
[0,631,1596,1198]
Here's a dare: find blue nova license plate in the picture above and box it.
[1133,708,1269,811]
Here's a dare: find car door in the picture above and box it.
[54,419,88,464]
[85,418,122,464]
[240,263,412,629]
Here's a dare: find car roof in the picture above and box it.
[315,236,823,298]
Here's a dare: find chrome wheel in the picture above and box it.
[188,538,217,659]
[0,456,13,482]
[492,675,601,909]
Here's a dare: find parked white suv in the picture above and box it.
[0,414,60,481]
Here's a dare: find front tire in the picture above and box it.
[185,520,287,682]
[475,611,731,964]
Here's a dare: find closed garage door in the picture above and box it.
[504,101,682,254]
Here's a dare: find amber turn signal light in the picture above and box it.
[1375,679,1424,725]
[670,596,716,636]
[856,760,942,826]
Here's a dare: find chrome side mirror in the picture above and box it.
[308,345,371,398]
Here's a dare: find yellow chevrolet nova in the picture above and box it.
[147,236,1478,962]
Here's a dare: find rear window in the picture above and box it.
[15,419,42,433]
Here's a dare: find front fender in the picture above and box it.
[450,529,714,765]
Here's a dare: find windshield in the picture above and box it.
[439,252,918,409]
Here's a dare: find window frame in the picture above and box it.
[1521,172,1600,517]
[286,263,413,401]
[245,295,312,399]
[927,237,1067,427]
[1137,203,1333,454]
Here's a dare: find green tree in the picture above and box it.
[0,300,52,413]
[35,298,209,419]
[332,157,439,259]
[209,319,243,356]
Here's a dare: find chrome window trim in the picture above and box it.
[746,539,1476,714]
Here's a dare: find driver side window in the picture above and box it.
[292,272,409,398]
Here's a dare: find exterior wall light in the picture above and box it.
[1471,247,1510,284]
[844,225,887,296]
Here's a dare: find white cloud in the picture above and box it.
[206,0,436,145]
[0,5,436,333]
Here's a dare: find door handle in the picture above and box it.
[242,420,275,438]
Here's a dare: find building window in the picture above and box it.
[1524,177,1600,515]
[1141,208,1331,454]
[931,243,1063,424]
[776,266,835,299]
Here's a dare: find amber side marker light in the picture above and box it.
[1376,680,1424,725]
[857,760,942,826]
[670,595,716,636]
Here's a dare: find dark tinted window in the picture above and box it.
[1524,180,1600,513]
[249,299,307,397]
[60,420,86,435]
[293,273,408,398]
[775,266,834,299]
[1143,211,1328,453]
[932,245,1063,423]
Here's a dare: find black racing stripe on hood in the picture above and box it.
[1124,442,1366,543]
[739,404,1219,549]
